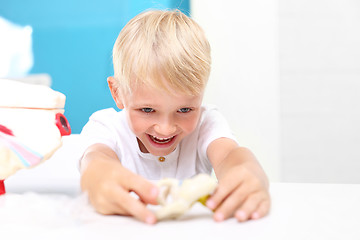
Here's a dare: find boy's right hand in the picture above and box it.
[80,144,159,224]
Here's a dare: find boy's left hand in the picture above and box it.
[206,148,271,222]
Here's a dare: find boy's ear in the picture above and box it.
[107,77,124,109]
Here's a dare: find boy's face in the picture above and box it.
[114,81,203,156]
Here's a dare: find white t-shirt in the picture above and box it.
[80,105,238,180]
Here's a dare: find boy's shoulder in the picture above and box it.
[82,108,128,137]
[201,104,217,112]
[88,108,124,127]
[199,104,231,130]
[200,104,221,119]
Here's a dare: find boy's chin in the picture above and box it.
[149,148,176,157]
[145,143,178,156]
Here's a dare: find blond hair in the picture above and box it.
[112,9,211,96]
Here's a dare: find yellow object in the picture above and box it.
[155,174,218,220]
[197,194,210,207]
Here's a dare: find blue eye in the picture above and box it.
[141,108,154,113]
[178,108,191,113]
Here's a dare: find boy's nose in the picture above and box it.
[154,119,176,136]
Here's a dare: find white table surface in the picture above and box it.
[1,182,360,240]
[1,135,360,239]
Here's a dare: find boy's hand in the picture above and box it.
[207,141,271,222]
[207,164,270,222]
[80,144,159,224]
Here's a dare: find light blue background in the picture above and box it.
[0,0,190,133]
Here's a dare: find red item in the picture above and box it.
[0,180,5,195]
[0,125,11,195]
[55,113,71,136]
[0,124,14,136]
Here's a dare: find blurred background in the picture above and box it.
[0,0,190,133]
[1,0,360,184]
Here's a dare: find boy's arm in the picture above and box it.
[206,138,270,222]
[80,143,159,224]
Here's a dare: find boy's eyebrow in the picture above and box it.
[131,102,198,109]
[131,102,156,107]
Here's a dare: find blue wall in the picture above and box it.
[0,0,190,133]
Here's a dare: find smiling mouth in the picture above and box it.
[149,135,175,144]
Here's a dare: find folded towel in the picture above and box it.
[0,79,65,109]
[0,79,70,181]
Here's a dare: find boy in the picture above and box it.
[80,9,270,225]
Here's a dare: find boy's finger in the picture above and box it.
[212,184,250,221]
[113,186,157,224]
[252,198,271,219]
[116,166,159,204]
[206,179,242,210]
[236,192,270,221]
[234,192,262,222]
[99,202,129,216]
[124,173,159,205]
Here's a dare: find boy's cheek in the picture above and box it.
[182,114,201,134]
[127,114,148,134]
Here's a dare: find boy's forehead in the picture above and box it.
[124,70,206,98]
[124,84,204,105]
[131,79,204,96]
